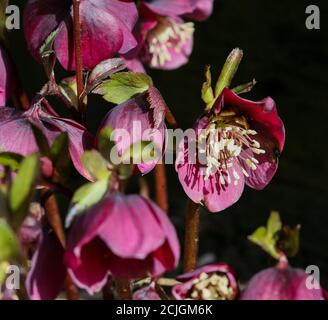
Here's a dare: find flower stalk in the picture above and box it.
[116,278,132,300]
[183,199,200,272]
[72,0,85,122]
[41,190,79,300]
[155,163,168,213]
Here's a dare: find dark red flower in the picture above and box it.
[0,98,94,180]
[65,193,180,295]
[24,0,138,70]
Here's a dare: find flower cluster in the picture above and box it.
[0,0,325,302]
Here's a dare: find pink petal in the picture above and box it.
[183,0,214,21]
[223,88,285,152]
[26,230,66,300]
[66,237,110,295]
[24,0,138,70]
[98,195,166,259]
[176,135,245,213]
[144,0,197,17]
[0,46,16,105]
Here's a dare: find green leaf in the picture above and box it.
[39,28,59,79]
[232,79,257,95]
[87,58,126,93]
[59,76,79,110]
[30,123,51,157]
[248,211,283,260]
[267,211,282,236]
[9,154,40,229]
[0,153,23,171]
[278,225,301,258]
[201,65,214,105]
[214,48,243,98]
[82,150,110,181]
[97,126,115,162]
[120,140,159,165]
[50,133,70,183]
[0,218,19,262]
[94,72,153,104]
[66,179,108,227]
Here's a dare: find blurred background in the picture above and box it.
[8,0,328,286]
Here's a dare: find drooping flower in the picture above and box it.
[0,45,16,106]
[0,98,94,180]
[175,88,285,212]
[26,227,66,300]
[241,260,325,300]
[64,193,180,295]
[97,86,167,174]
[172,263,239,300]
[123,0,214,71]
[23,0,138,70]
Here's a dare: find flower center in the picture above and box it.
[198,111,265,182]
[146,17,194,67]
[188,272,236,300]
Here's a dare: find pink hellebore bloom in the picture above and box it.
[26,228,66,300]
[123,0,214,71]
[0,98,94,180]
[0,45,16,106]
[97,86,167,175]
[65,193,180,295]
[241,261,325,300]
[176,88,285,213]
[172,263,239,300]
[24,0,138,70]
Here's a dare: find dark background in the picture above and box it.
[8,0,328,287]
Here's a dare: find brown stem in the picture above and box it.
[102,278,114,300]
[155,283,170,300]
[165,106,178,129]
[183,199,200,273]
[153,105,178,213]
[154,162,168,213]
[72,0,85,122]
[65,274,80,300]
[116,278,132,300]
[42,191,66,247]
[41,190,79,300]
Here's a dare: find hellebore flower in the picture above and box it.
[172,263,239,300]
[241,261,325,300]
[0,98,94,180]
[0,45,16,106]
[175,88,285,212]
[65,193,180,295]
[97,86,167,174]
[26,227,66,300]
[24,0,138,70]
[123,0,214,71]
[133,282,161,300]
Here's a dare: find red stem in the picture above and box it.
[72,0,85,122]
[154,162,168,213]
[183,199,200,272]
[42,191,79,300]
